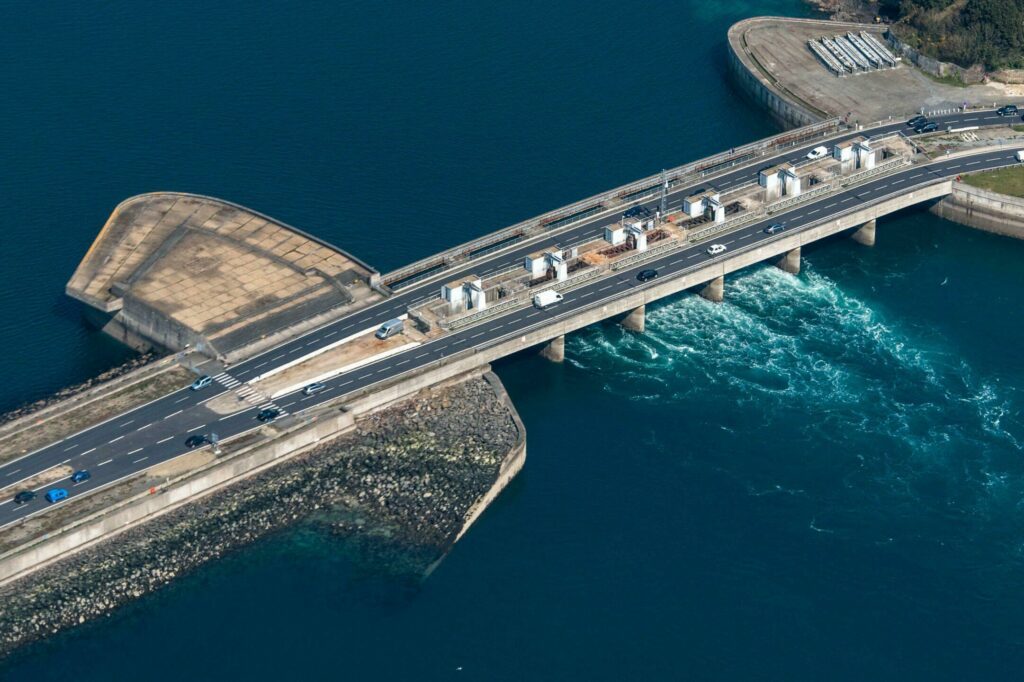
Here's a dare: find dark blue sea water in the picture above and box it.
[3,1,1024,679]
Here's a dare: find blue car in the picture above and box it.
[764,223,786,235]
[71,470,91,484]
[45,488,69,504]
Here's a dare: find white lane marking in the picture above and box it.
[133,457,148,464]
[118,420,134,427]
[527,311,541,318]
[841,196,855,202]
[271,354,286,362]
[876,184,887,190]
[376,367,389,374]
[670,259,683,265]
[186,424,205,433]
[338,380,352,388]
[305,340,319,347]
[175,396,189,403]
[358,374,373,381]
[98,459,113,466]
[164,410,183,419]
[687,253,700,259]
[966,161,980,166]
[738,233,753,240]
[324,331,338,338]
[471,332,485,339]
[254,362,268,369]
[157,436,174,444]
[109,436,124,444]
[599,284,614,291]
[396,359,410,366]
[825,203,836,209]
[892,179,904,184]
[128,448,144,455]
[5,469,20,477]
[81,448,96,456]
[63,443,79,451]
[136,423,153,432]
[289,347,303,354]
[415,352,430,359]
[948,165,960,169]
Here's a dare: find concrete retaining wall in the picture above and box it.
[885,31,986,84]
[930,182,1024,240]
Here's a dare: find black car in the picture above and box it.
[185,434,209,448]
[764,222,786,235]
[906,115,926,127]
[997,104,1018,116]
[636,269,659,283]
[13,490,36,505]
[257,408,281,423]
[915,121,939,133]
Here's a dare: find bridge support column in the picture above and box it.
[700,276,724,303]
[775,246,801,275]
[851,218,876,246]
[619,305,645,332]
[539,335,565,363]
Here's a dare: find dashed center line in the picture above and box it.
[164,410,182,419]
[128,448,144,455]
[133,457,148,464]
[271,354,286,362]
[118,420,134,428]
[5,469,20,477]
[254,362,267,369]
[187,424,205,433]
[109,435,124,444]
[80,448,96,456]
[175,396,190,404]
[98,459,113,467]
[157,437,174,444]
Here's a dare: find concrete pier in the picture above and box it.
[700,276,725,303]
[539,335,565,362]
[851,218,876,246]
[775,246,801,274]
[619,305,645,332]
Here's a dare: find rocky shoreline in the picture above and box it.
[0,351,159,427]
[0,372,522,658]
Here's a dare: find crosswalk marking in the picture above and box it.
[213,372,289,417]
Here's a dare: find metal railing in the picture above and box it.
[381,117,843,287]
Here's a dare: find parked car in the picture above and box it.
[375,318,404,340]
[636,269,659,283]
[257,408,281,423]
[13,490,36,505]
[45,488,69,504]
[805,145,828,160]
[915,121,939,133]
[190,375,213,391]
[185,434,209,448]
[706,244,727,256]
[303,382,327,396]
[764,222,786,235]
[997,104,1019,116]
[70,470,91,484]
[906,115,926,127]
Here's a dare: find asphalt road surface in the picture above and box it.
[1,109,1020,528]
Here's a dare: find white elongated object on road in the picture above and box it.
[1016,150,1024,163]
[533,289,564,309]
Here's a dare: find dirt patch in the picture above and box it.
[148,449,217,477]
[0,367,194,467]
[0,465,73,496]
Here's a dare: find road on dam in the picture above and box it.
[1,110,1021,528]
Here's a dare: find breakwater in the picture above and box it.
[0,371,523,657]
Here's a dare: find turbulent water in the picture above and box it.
[3,1,1024,679]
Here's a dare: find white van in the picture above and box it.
[533,290,564,309]
[1016,150,1024,163]
[375,318,404,340]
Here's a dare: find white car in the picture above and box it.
[806,145,828,160]
[706,244,727,256]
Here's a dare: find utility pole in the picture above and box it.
[659,169,668,221]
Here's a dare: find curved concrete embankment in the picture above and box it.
[727,16,852,129]
[931,183,1024,240]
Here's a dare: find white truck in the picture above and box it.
[1016,150,1024,163]
[533,289,563,309]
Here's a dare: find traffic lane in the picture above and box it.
[0,401,264,525]
[225,110,1000,375]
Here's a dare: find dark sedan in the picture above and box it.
[636,269,659,283]
[185,434,209,448]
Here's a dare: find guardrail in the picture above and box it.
[381,117,844,288]
[689,209,766,243]
[610,241,682,271]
